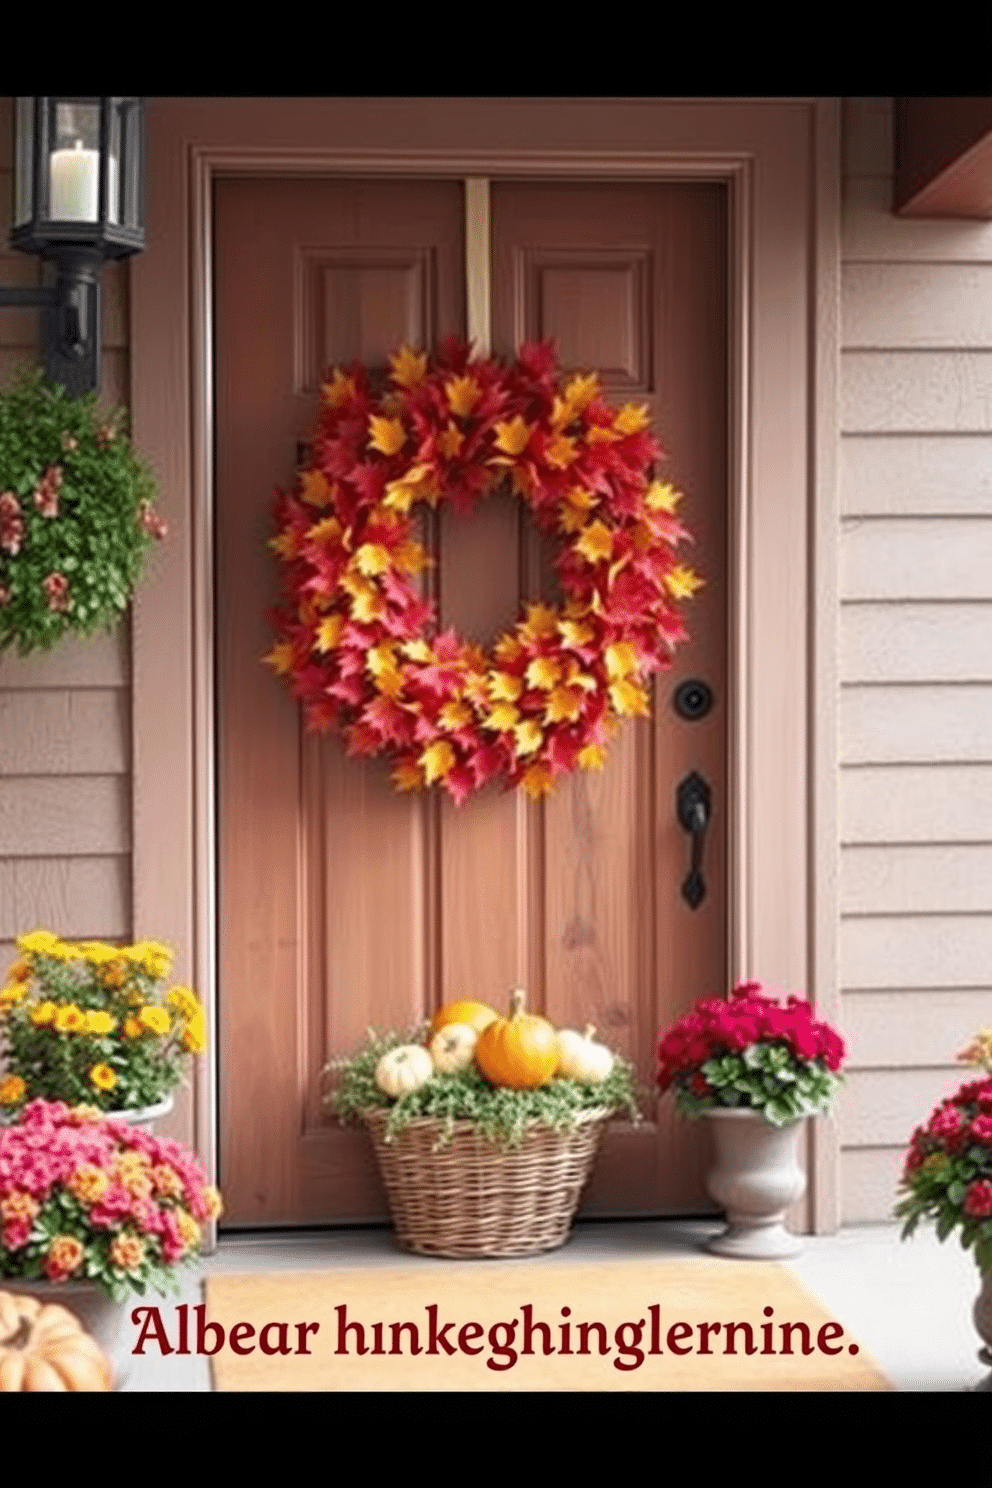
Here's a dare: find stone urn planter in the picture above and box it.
[974,1268,992,1391]
[704,1107,806,1259]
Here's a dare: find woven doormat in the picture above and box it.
[203,1257,890,1391]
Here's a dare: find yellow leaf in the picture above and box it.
[420,740,455,784]
[375,666,405,700]
[401,638,434,663]
[383,463,435,513]
[389,346,428,389]
[353,543,392,576]
[300,469,333,508]
[494,634,524,664]
[578,742,608,771]
[545,433,577,469]
[514,720,544,757]
[395,539,430,574]
[613,403,651,435]
[269,529,298,560]
[321,369,356,407]
[263,641,294,675]
[488,671,523,703]
[439,700,473,731]
[558,506,587,535]
[605,642,638,680]
[347,582,385,623]
[645,480,682,514]
[493,416,533,457]
[563,371,601,410]
[368,415,407,456]
[445,375,482,417]
[315,615,343,653]
[609,679,651,717]
[587,425,619,444]
[462,670,491,707]
[558,618,594,649]
[522,763,555,799]
[393,759,425,792]
[484,702,520,732]
[366,641,398,677]
[438,423,464,460]
[544,686,584,724]
[575,520,614,565]
[564,662,598,693]
[306,517,342,547]
[565,484,598,512]
[525,655,562,691]
[665,565,705,600]
[519,603,559,641]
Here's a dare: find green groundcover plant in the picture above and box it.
[0,371,167,654]
[327,1024,639,1151]
[896,1031,992,1274]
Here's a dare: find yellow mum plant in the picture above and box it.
[0,931,207,1115]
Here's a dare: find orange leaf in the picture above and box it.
[321,369,356,407]
[300,469,334,508]
[445,375,482,418]
[389,346,428,389]
[493,416,533,457]
[368,415,407,456]
[420,740,456,784]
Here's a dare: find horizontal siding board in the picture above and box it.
[840,914,992,990]
[841,765,992,842]
[0,689,129,775]
[0,626,128,689]
[843,263,992,349]
[842,173,992,263]
[841,987,992,1066]
[842,844,992,913]
[838,1068,966,1147]
[0,856,129,940]
[841,603,992,683]
[841,518,992,600]
[842,351,992,432]
[841,434,992,517]
[0,776,129,856]
[839,1147,905,1225]
[840,683,992,764]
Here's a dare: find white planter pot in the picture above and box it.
[974,1267,992,1391]
[3,1278,131,1389]
[704,1107,806,1259]
[106,1094,174,1128]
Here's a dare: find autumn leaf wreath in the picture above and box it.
[264,338,702,804]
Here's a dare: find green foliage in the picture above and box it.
[672,1042,842,1127]
[0,370,163,654]
[326,1026,640,1150]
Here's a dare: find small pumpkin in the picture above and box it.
[474,988,559,1090]
[429,1022,479,1075]
[375,1044,435,1099]
[555,1024,614,1085]
[0,1291,113,1392]
[428,999,498,1040]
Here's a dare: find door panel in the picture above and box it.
[214,175,727,1226]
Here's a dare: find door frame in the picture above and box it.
[129,99,841,1236]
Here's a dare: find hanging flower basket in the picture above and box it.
[0,371,167,655]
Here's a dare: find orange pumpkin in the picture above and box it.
[0,1291,113,1391]
[428,999,498,1040]
[474,988,559,1090]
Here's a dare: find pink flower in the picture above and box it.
[963,1179,992,1219]
[42,572,70,612]
[971,1115,992,1143]
[33,465,62,518]
[0,584,9,606]
[0,490,24,555]
[931,1104,964,1138]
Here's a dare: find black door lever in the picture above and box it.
[676,771,711,909]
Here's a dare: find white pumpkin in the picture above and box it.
[429,1022,479,1074]
[375,1044,434,1098]
[555,1024,614,1085]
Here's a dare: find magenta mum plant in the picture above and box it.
[896,1032,992,1274]
[0,1099,222,1302]
[656,981,845,1127]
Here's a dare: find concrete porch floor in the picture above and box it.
[118,1216,990,1392]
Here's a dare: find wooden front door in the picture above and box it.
[214,174,728,1228]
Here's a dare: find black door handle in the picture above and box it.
[677,771,711,909]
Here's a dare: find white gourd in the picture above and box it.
[429,1022,478,1074]
[375,1044,434,1098]
[555,1024,614,1084]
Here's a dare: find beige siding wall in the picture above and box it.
[0,98,133,972]
[838,99,992,1221]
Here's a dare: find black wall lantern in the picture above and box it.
[0,97,145,395]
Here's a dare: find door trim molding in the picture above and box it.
[130,100,840,1233]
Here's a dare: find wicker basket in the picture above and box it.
[362,1106,610,1258]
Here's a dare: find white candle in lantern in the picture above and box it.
[49,140,118,223]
